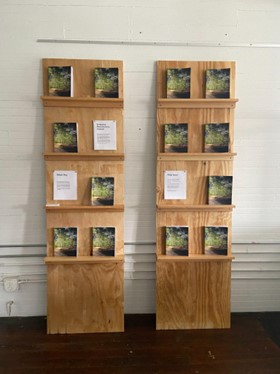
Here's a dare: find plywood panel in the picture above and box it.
[157,160,233,206]
[47,262,124,333]
[43,59,123,98]
[156,210,232,256]
[46,210,124,257]
[157,107,234,154]
[46,160,124,206]
[157,61,235,99]
[156,261,231,329]
[44,106,124,154]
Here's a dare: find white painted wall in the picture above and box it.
[0,0,280,316]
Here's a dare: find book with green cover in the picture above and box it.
[205,68,230,98]
[48,66,73,97]
[208,176,233,205]
[165,226,188,256]
[164,123,188,153]
[204,226,228,255]
[204,123,229,153]
[53,122,78,153]
[91,177,114,206]
[167,68,191,98]
[95,68,119,98]
[54,227,77,256]
[92,227,115,256]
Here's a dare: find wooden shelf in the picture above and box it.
[157,254,234,262]
[45,204,124,212]
[157,98,238,109]
[158,153,236,161]
[157,204,235,212]
[41,96,124,108]
[44,152,125,161]
[45,255,124,265]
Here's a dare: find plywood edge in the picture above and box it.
[45,255,124,264]
[157,254,234,262]
[156,204,235,212]
[157,98,238,109]
[158,153,236,161]
[44,153,125,161]
[41,96,124,108]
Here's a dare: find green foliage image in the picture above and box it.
[205,227,228,255]
[206,68,230,98]
[48,66,72,96]
[92,227,115,256]
[53,123,78,153]
[91,177,114,206]
[208,176,232,205]
[54,227,77,256]
[167,68,191,98]
[165,226,188,256]
[204,123,229,152]
[164,124,188,152]
[95,68,119,98]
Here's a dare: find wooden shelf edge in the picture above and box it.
[45,255,124,265]
[44,152,125,161]
[45,204,124,212]
[41,96,124,108]
[158,153,236,161]
[157,255,234,262]
[157,204,235,212]
[157,98,238,109]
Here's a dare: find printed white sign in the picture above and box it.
[93,120,117,150]
[53,170,77,200]
[164,171,187,200]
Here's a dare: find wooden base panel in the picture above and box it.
[47,262,124,334]
[156,260,231,330]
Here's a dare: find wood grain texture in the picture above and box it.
[156,210,232,256]
[157,159,233,206]
[156,261,231,330]
[47,262,124,333]
[44,106,124,154]
[45,160,124,206]
[47,210,124,257]
[157,61,235,99]
[42,58,123,98]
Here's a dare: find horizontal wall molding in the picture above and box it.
[36,39,280,49]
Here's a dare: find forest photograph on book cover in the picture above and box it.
[204,123,229,153]
[205,68,230,99]
[48,66,73,97]
[92,227,115,256]
[91,177,114,206]
[208,176,233,205]
[53,122,78,153]
[95,68,119,98]
[166,68,191,98]
[204,226,228,255]
[53,227,77,256]
[164,123,188,153]
[165,226,188,256]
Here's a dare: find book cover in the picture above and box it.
[92,227,115,256]
[204,226,228,255]
[204,123,229,153]
[54,227,77,256]
[205,68,230,98]
[53,122,78,153]
[165,226,188,256]
[164,123,188,153]
[167,68,191,98]
[53,170,77,200]
[95,68,119,98]
[48,66,73,97]
[208,176,233,205]
[91,177,114,206]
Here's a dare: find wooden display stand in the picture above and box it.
[156,61,238,330]
[42,58,124,333]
